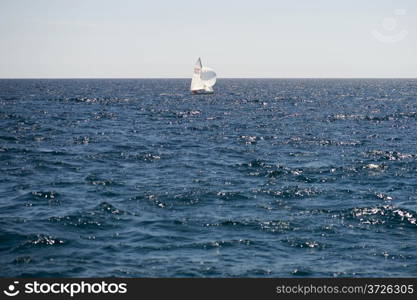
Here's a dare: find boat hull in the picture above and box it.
[191,90,213,95]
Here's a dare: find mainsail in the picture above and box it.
[190,58,204,91]
[190,58,216,93]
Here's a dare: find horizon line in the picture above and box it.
[0,77,416,80]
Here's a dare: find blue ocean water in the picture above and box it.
[0,78,416,277]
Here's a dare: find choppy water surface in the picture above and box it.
[0,79,416,277]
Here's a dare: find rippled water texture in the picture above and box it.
[1,79,416,277]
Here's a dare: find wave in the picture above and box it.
[205,219,292,234]
[48,202,133,229]
[363,150,415,161]
[345,205,417,228]
[281,238,327,250]
[13,191,61,207]
[15,234,65,250]
[328,112,417,122]
[65,97,131,103]
[254,186,321,199]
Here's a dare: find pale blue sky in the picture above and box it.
[0,0,416,78]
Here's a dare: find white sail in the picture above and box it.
[190,58,205,91]
[190,58,216,93]
[201,67,216,87]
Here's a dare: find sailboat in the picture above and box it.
[190,58,217,94]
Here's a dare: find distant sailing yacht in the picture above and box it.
[190,58,217,94]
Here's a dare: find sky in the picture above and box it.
[0,0,416,78]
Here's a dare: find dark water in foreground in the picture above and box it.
[1,79,416,277]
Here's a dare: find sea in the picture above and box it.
[0,78,416,277]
